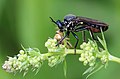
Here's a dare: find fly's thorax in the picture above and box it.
[64,21,75,31]
[64,14,76,21]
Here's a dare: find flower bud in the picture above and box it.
[83,60,88,66]
[19,50,24,55]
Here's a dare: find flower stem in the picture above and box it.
[43,49,82,56]
[109,54,120,64]
[65,49,82,54]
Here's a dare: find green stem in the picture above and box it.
[109,54,120,64]
[44,49,83,56]
[65,49,83,54]
[42,49,83,59]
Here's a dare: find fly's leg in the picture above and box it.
[56,31,70,46]
[71,32,79,54]
[82,31,87,42]
[89,29,98,41]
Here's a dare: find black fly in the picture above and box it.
[50,14,108,53]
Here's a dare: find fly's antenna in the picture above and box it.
[49,17,57,24]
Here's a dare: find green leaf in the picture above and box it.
[35,66,41,75]
[48,54,66,67]
[27,48,41,56]
[100,28,108,51]
[83,66,95,75]
[83,62,104,79]
[63,59,67,78]
[86,65,103,79]
[21,44,26,52]
[97,36,105,49]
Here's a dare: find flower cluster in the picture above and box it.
[79,39,109,67]
[2,48,43,75]
[48,54,66,67]
[2,38,110,75]
[45,38,66,52]
[99,50,108,64]
[45,38,67,67]
[2,38,67,75]
[79,41,97,66]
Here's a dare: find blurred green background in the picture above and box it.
[0,0,120,79]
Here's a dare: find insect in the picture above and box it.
[50,14,108,53]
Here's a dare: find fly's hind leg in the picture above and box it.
[82,31,87,42]
[89,29,98,41]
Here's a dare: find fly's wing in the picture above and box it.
[78,16,108,26]
[75,16,108,32]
